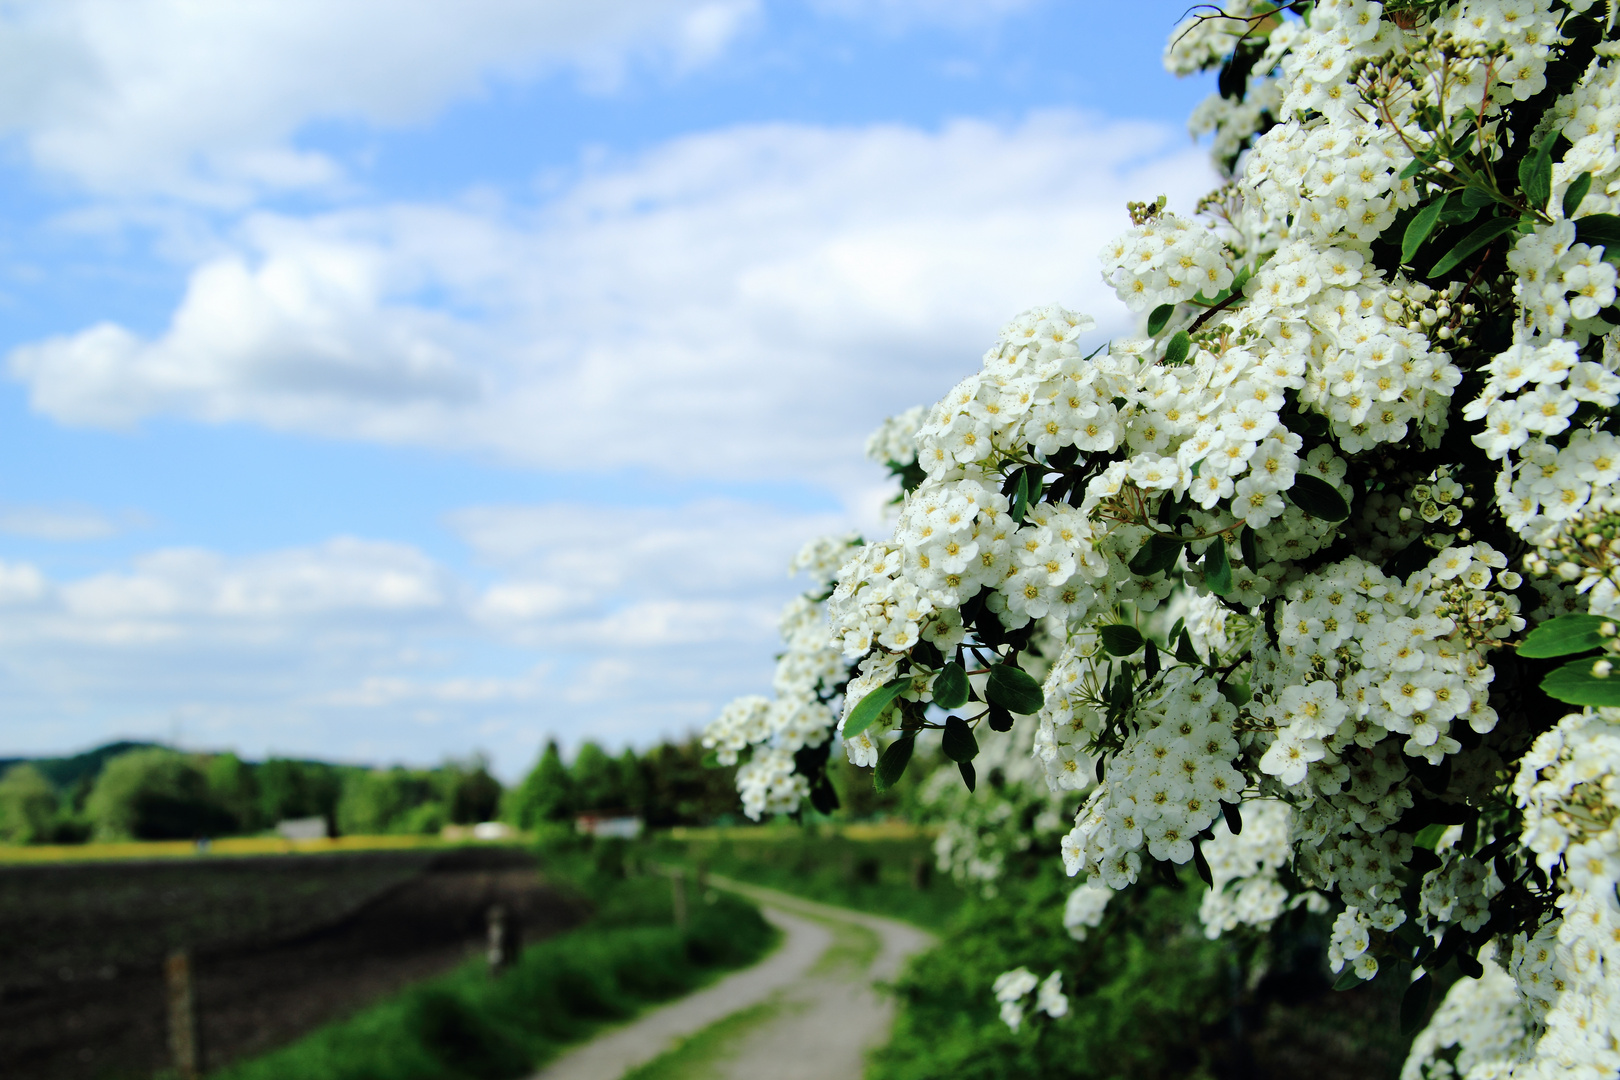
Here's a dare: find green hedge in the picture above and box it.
[215,865,775,1080]
[870,857,1413,1080]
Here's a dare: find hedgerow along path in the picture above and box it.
[530,877,933,1080]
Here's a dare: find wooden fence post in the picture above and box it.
[487,903,522,975]
[164,949,200,1080]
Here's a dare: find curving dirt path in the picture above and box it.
[529,877,935,1080]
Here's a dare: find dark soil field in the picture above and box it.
[0,846,582,1080]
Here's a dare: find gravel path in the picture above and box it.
[529,877,935,1080]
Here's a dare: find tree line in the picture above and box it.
[0,736,746,844]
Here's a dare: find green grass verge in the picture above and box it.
[213,864,777,1080]
[649,828,964,929]
[617,998,788,1080]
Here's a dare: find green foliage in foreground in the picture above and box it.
[214,848,775,1080]
[649,826,965,928]
[872,858,1414,1080]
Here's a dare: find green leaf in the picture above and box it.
[1193,841,1213,886]
[1437,201,1479,226]
[1144,637,1161,680]
[941,714,979,763]
[1401,973,1433,1036]
[1147,303,1175,336]
[1010,468,1030,524]
[1163,330,1191,366]
[932,661,970,709]
[1402,193,1448,265]
[1461,182,1496,208]
[1175,629,1202,666]
[874,735,916,792]
[842,677,909,740]
[1564,172,1593,219]
[701,750,721,769]
[1099,624,1145,656]
[1429,216,1518,278]
[1286,474,1351,521]
[1519,614,1612,659]
[1230,263,1254,295]
[1542,659,1620,707]
[1413,822,1449,850]
[1518,132,1556,212]
[957,760,976,793]
[1202,536,1233,596]
[985,663,1044,714]
[1333,968,1366,991]
[1128,532,1183,577]
[1575,213,1620,253]
[1239,524,1259,570]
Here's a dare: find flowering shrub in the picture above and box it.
[709,1,1620,1074]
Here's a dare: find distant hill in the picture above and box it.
[0,741,166,791]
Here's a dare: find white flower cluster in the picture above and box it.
[1418,707,1620,1077]
[734,747,809,821]
[1197,800,1325,938]
[1062,670,1246,887]
[702,532,859,819]
[1467,327,1620,531]
[1328,906,1381,980]
[992,967,1068,1032]
[1100,212,1234,313]
[1063,880,1113,941]
[1402,947,1535,1080]
[866,404,927,468]
[1506,708,1620,1074]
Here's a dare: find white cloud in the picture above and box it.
[0,504,135,541]
[0,500,836,773]
[0,0,761,201]
[10,111,1216,492]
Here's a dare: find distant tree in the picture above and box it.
[258,758,344,830]
[0,764,59,844]
[85,748,235,840]
[642,739,740,827]
[506,740,574,828]
[446,758,502,824]
[616,748,649,818]
[571,742,623,813]
[336,768,440,834]
[204,753,261,831]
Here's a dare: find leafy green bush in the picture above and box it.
[872,856,1413,1080]
[84,748,235,840]
[0,764,58,843]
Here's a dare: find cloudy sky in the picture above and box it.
[0,0,1218,778]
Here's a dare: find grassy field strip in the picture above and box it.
[0,833,500,863]
[616,999,794,1080]
[665,821,931,842]
[1,823,925,863]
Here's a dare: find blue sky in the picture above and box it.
[0,0,1219,778]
